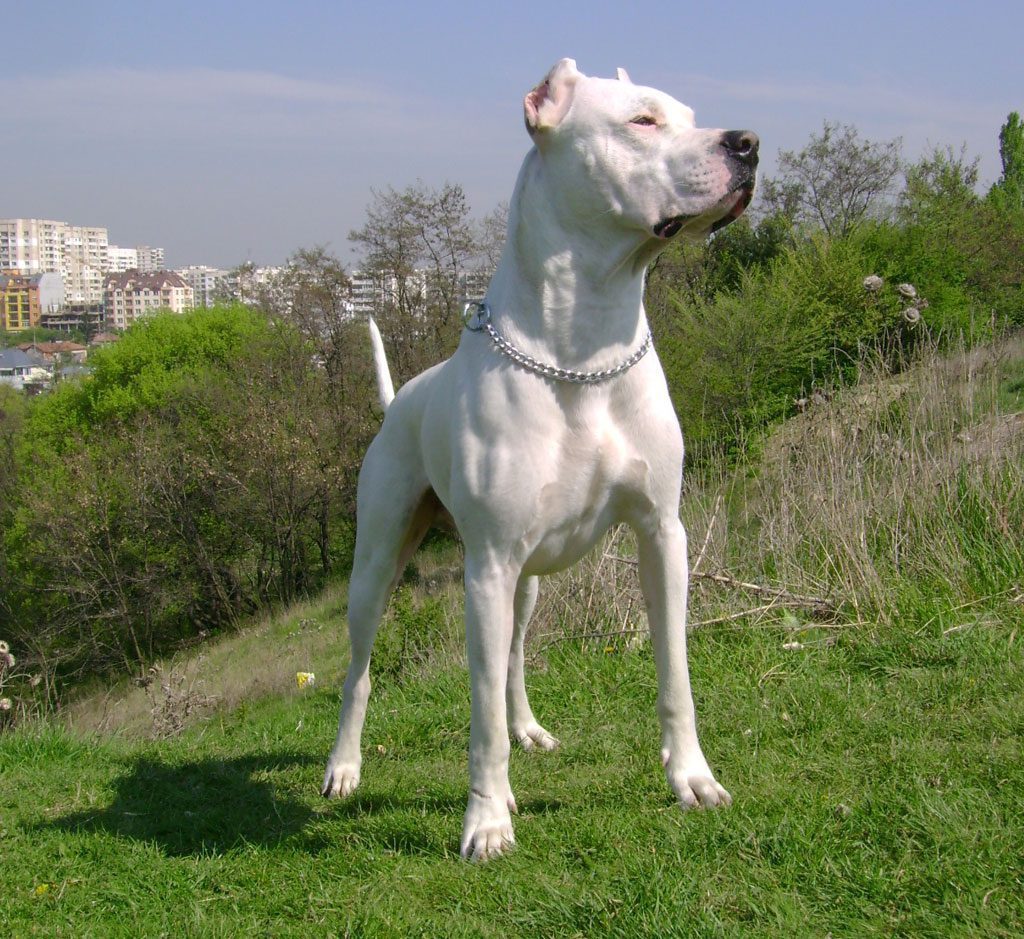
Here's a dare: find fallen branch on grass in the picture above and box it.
[602,552,836,615]
[535,599,847,650]
[690,493,722,577]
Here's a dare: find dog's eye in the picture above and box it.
[630,115,658,127]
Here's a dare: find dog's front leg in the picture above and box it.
[460,555,518,861]
[636,516,732,810]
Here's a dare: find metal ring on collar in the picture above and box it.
[462,300,491,332]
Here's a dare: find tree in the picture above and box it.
[890,142,1024,326]
[216,261,260,305]
[989,111,1024,213]
[760,122,902,237]
[257,247,355,383]
[5,306,375,685]
[477,201,509,271]
[349,181,480,381]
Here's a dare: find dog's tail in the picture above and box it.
[367,316,396,411]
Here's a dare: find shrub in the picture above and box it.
[654,234,920,462]
[4,307,375,691]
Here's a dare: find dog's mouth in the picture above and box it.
[653,184,755,240]
[711,184,754,233]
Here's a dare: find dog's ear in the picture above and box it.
[524,58,581,137]
[616,67,632,83]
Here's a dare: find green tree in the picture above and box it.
[989,111,1024,213]
[761,122,902,238]
[6,306,371,688]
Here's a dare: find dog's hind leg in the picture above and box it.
[322,440,436,799]
[507,575,559,751]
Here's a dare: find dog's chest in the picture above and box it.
[516,421,652,574]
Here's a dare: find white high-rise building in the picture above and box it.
[177,265,228,308]
[0,218,65,275]
[60,225,109,305]
[107,245,139,273]
[0,218,109,305]
[136,246,164,273]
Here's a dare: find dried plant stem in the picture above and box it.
[602,552,836,614]
[691,493,723,577]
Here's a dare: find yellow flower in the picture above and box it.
[296,672,315,689]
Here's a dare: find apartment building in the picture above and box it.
[347,268,492,316]
[107,245,139,273]
[0,272,65,332]
[0,219,64,275]
[104,271,193,330]
[136,245,165,273]
[177,265,228,308]
[1,220,168,310]
[219,265,281,304]
[0,219,109,305]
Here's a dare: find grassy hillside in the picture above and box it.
[2,335,1022,936]
[3,621,1022,936]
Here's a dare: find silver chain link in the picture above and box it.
[463,301,652,385]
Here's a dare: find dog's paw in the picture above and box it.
[460,789,516,861]
[512,721,560,752]
[663,749,732,810]
[321,760,361,799]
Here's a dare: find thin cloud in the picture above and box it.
[673,71,1007,134]
[3,67,461,147]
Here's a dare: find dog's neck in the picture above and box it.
[482,150,655,374]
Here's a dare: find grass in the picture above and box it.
[2,605,1022,937]
[3,332,1023,936]
[62,584,351,738]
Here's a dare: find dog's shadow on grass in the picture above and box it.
[45,750,320,857]
[44,750,568,859]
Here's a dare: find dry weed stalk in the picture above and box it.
[141,657,216,738]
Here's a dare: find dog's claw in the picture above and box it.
[461,790,517,861]
[664,749,731,810]
[674,775,732,809]
[513,722,560,752]
[322,762,361,799]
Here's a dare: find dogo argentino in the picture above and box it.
[323,58,758,860]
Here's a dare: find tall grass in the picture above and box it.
[530,333,1024,642]
[734,334,1024,624]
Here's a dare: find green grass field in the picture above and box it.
[3,604,1022,937]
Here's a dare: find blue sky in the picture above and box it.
[6,0,1022,268]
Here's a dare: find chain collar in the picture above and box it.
[463,301,652,385]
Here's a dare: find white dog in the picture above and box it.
[323,58,758,861]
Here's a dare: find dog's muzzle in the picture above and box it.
[654,129,759,239]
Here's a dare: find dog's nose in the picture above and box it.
[721,130,759,168]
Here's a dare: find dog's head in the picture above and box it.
[524,59,757,246]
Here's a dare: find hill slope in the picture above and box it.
[2,333,1023,935]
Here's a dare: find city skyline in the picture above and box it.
[5,1,1022,269]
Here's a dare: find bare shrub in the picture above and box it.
[141,658,216,739]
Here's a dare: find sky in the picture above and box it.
[5,0,1022,270]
